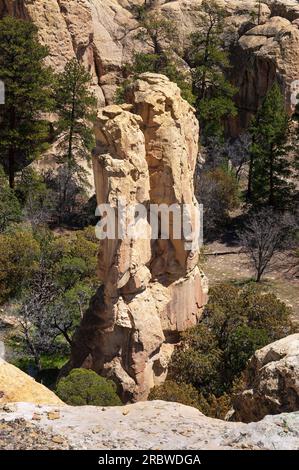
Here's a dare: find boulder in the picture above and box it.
[233,334,299,422]
[0,359,63,405]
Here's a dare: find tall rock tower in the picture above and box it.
[69,74,208,401]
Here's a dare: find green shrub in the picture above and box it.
[225,325,269,379]
[116,53,195,106]
[56,256,89,290]
[56,369,122,406]
[148,380,231,419]
[199,166,240,236]
[170,324,223,394]
[205,283,293,344]
[168,283,293,397]
[0,228,40,302]
[16,167,54,224]
[149,380,210,414]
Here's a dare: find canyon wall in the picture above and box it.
[68,73,208,401]
[1,1,299,135]
[228,13,299,135]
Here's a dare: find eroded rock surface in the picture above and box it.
[233,334,299,422]
[68,74,208,401]
[1,401,299,450]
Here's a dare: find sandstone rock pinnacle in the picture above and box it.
[68,74,208,401]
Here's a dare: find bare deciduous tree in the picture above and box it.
[238,208,293,282]
[18,265,58,370]
[18,259,92,369]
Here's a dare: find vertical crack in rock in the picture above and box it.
[68,74,208,401]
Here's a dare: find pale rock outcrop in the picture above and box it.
[233,334,299,422]
[2,401,299,450]
[68,74,208,401]
[0,359,63,405]
[229,15,299,134]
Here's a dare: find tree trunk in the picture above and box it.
[247,151,254,201]
[8,108,17,189]
[258,1,261,25]
[8,146,15,189]
[269,144,274,206]
[34,354,42,372]
[256,270,262,282]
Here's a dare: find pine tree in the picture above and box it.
[248,83,294,208]
[0,16,53,188]
[0,166,21,232]
[55,58,97,167]
[189,0,237,140]
[54,59,97,216]
[118,8,195,105]
[136,9,175,56]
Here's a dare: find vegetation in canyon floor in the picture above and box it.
[150,282,294,418]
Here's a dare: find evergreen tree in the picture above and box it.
[129,0,156,20]
[54,59,97,216]
[248,83,294,208]
[117,9,195,105]
[250,1,263,25]
[56,369,122,406]
[55,58,96,167]
[189,0,237,140]
[0,16,53,188]
[0,166,21,232]
[135,9,175,56]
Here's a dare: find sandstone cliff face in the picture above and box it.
[0,0,148,106]
[229,14,299,135]
[68,73,208,401]
[2,1,298,136]
[233,334,299,423]
[0,359,63,405]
